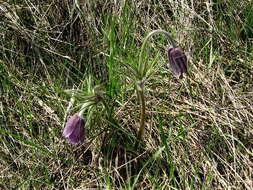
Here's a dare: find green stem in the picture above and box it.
[135,29,177,149]
[78,104,86,117]
[134,84,146,149]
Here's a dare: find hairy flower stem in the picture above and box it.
[78,104,86,117]
[134,84,146,149]
[135,30,177,149]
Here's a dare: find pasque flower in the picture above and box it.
[168,47,187,79]
[62,114,85,144]
[134,30,189,149]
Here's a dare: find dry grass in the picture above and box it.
[0,0,252,189]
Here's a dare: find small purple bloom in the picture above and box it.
[63,114,85,144]
[168,47,187,79]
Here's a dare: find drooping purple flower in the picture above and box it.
[168,47,187,79]
[63,114,85,144]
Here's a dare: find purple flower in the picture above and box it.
[168,47,187,79]
[63,114,85,144]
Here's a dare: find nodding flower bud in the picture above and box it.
[62,114,85,144]
[168,47,187,79]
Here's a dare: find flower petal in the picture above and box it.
[173,49,187,73]
[168,48,182,78]
[68,118,85,144]
[62,114,80,138]
[168,47,187,79]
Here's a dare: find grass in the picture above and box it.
[1,0,253,189]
